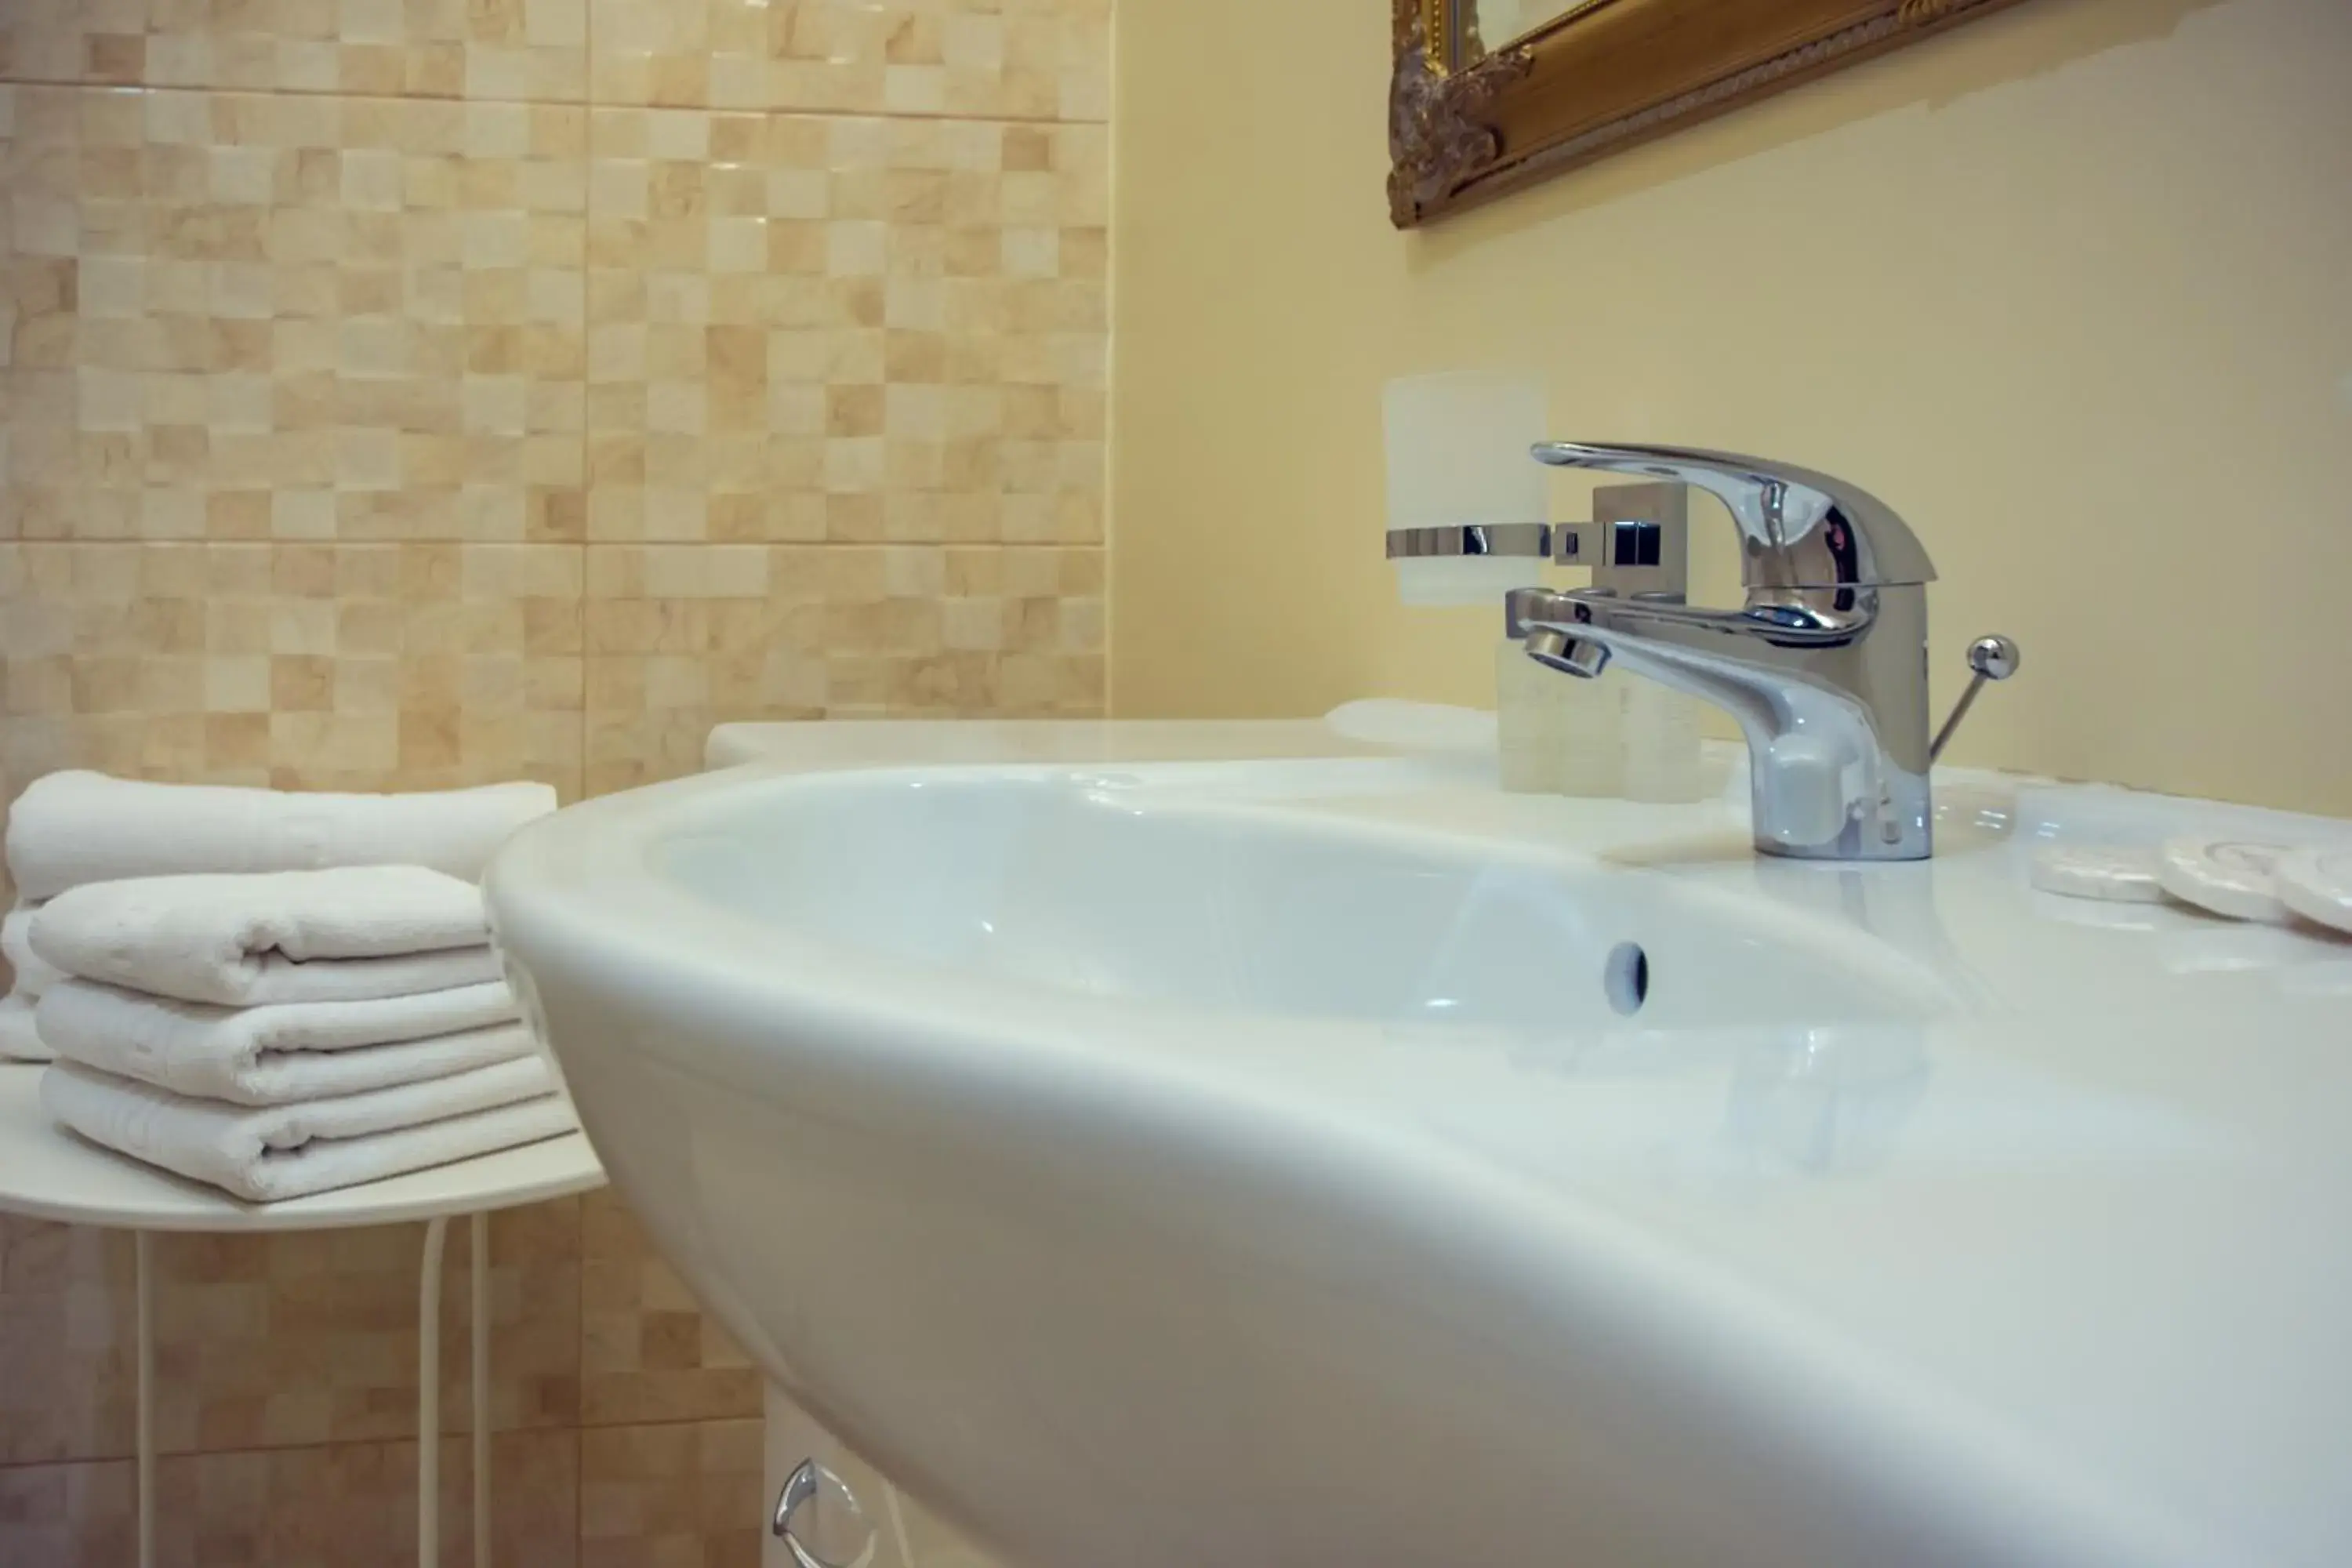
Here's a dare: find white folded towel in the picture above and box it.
[31,867,499,1007]
[0,994,50,1062]
[3,903,64,995]
[1,901,61,1062]
[37,978,529,1105]
[6,772,556,902]
[42,1057,575,1203]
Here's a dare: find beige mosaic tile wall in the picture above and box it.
[0,0,1109,1559]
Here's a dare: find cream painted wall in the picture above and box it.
[1108,0,2352,814]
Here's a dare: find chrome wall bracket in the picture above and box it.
[1384,481,1690,600]
[1383,521,1556,561]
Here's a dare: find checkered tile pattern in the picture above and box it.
[0,0,1108,1556]
[0,1428,580,1568]
[0,0,590,102]
[0,87,589,545]
[0,541,584,797]
[588,0,1111,118]
[583,109,1107,546]
[585,543,1103,791]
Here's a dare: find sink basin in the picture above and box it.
[661,771,1950,1035]
[489,736,2352,1568]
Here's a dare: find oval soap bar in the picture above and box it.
[2157,838,2294,924]
[2278,846,2352,938]
[2030,845,2168,904]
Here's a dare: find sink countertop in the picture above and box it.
[501,715,2352,1568]
[704,702,1503,771]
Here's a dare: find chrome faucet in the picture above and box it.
[1506,442,1942,861]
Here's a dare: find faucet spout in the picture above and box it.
[1513,586,1930,859]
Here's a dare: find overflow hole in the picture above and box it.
[1605,942,1650,1017]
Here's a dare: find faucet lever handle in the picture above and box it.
[1532,441,1937,591]
[1929,635,2021,763]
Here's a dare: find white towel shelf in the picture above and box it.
[0,1062,605,1568]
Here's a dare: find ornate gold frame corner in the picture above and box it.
[1388,0,2036,229]
[1387,0,1534,229]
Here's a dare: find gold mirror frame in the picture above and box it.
[1390,0,2034,227]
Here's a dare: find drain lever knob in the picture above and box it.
[1929,635,2020,763]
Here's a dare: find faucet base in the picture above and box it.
[1749,771,1933,863]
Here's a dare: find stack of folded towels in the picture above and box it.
[1,771,577,1203]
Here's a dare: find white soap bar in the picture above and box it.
[2030,845,2169,904]
[2278,846,2352,938]
[2156,838,2294,924]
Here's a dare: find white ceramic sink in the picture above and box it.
[488,729,2352,1568]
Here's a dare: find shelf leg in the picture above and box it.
[470,1210,490,1568]
[136,1229,154,1568]
[419,1215,448,1568]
